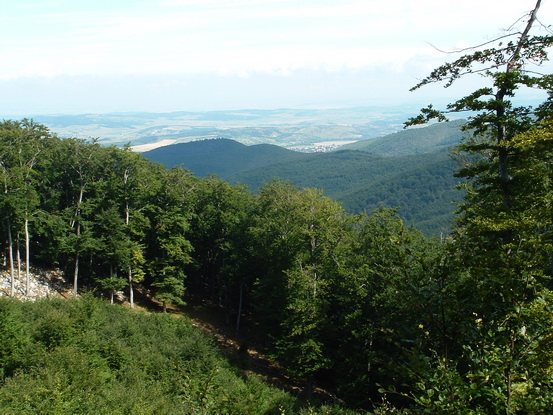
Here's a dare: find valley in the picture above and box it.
[27,106,419,151]
[143,120,467,235]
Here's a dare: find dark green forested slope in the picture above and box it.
[143,123,466,235]
[333,154,461,234]
[230,149,462,235]
[339,119,466,156]
[144,138,308,177]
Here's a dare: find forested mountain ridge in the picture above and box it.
[143,119,466,175]
[144,138,308,177]
[230,149,462,235]
[143,121,465,235]
[340,118,467,156]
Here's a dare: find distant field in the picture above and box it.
[23,107,419,150]
[131,139,177,152]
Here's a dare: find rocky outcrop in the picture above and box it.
[0,267,72,300]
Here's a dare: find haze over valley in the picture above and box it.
[25,106,421,152]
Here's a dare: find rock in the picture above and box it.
[0,266,72,300]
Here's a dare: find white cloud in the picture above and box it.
[1,0,551,113]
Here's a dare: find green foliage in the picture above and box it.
[393,3,553,414]
[340,119,466,156]
[1,297,344,414]
[234,150,462,236]
[144,138,307,177]
[185,176,253,307]
[0,299,33,380]
[143,122,469,236]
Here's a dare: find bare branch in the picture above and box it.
[535,18,553,35]
[505,15,530,32]
[520,69,548,77]
[427,33,519,54]
[508,0,542,70]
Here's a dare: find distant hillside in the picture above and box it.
[144,138,307,177]
[332,154,461,234]
[230,150,461,235]
[339,119,467,156]
[142,123,466,235]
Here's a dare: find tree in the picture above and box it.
[274,188,346,393]
[249,181,349,393]
[407,0,552,209]
[91,204,130,303]
[57,138,105,295]
[400,2,553,412]
[146,167,196,312]
[0,120,52,297]
[186,176,252,325]
[328,209,444,408]
[101,146,157,308]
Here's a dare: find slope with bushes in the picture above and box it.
[0,296,353,414]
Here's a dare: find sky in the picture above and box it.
[0,0,551,115]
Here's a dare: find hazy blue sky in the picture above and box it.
[1,0,551,115]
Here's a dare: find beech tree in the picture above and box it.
[186,176,252,324]
[0,120,51,296]
[401,1,553,412]
[102,146,156,308]
[56,138,106,295]
[273,187,346,394]
[146,167,196,312]
[92,204,130,303]
[249,181,350,393]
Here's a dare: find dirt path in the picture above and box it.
[8,273,340,404]
[134,288,339,403]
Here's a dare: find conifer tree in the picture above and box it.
[402,1,553,412]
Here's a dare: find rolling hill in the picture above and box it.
[229,150,462,235]
[144,138,308,177]
[339,119,467,156]
[142,121,467,235]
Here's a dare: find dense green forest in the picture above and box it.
[143,124,465,236]
[2,4,553,413]
[144,138,307,177]
[338,119,466,156]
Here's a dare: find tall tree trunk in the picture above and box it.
[236,282,243,333]
[128,267,134,309]
[74,254,80,296]
[25,218,30,297]
[110,264,115,304]
[494,0,541,219]
[7,219,14,297]
[73,220,81,295]
[124,195,134,309]
[16,237,21,284]
[306,376,314,400]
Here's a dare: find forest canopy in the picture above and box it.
[1,1,553,412]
